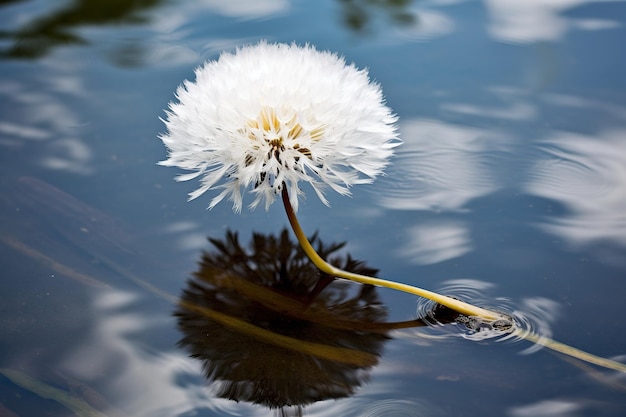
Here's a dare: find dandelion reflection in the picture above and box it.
[174,229,431,411]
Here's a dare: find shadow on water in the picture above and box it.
[175,228,456,415]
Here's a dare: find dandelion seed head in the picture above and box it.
[159,41,399,212]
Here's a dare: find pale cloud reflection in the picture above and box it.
[442,86,538,121]
[379,119,506,211]
[542,92,626,120]
[194,0,289,19]
[394,8,455,41]
[159,220,213,252]
[443,100,536,121]
[372,0,623,45]
[0,58,94,174]
[0,121,50,145]
[142,0,291,67]
[299,353,439,417]
[41,137,94,174]
[144,37,262,68]
[152,0,288,34]
[483,0,623,43]
[508,399,583,417]
[58,289,433,417]
[59,290,244,417]
[146,0,290,67]
[399,222,472,264]
[525,129,626,247]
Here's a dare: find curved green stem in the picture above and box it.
[513,329,626,373]
[281,188,503,321]
[281,188,626,374]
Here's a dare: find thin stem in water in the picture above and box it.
[281,187,626,374]
[281,187,503,321]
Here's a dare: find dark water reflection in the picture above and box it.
[176,229,453,413]
[337,0,416,34]
[0,0,165,62]
[1,0,626,416]
[0,0,422,65]
[176,229,389,410]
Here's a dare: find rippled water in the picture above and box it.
[1,1,626,416]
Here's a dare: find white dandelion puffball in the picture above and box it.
[159,41,399,212]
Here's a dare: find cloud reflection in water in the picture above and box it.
[483,0,623,44]
[399,222,471,265]
[191,0,289,19]
[508,399,583,417]
[380,118,505,212]
[0,60,94,175]
[525,130,626,249]
[377,118,511,265]
[58,290,244,417]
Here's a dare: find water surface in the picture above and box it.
[1,1,626,416]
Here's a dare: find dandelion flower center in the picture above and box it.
[243,106,321,163]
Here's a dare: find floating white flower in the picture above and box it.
[159,41,399,212]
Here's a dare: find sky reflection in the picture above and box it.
[483,0,624,43]
[442,86,537,121]
[57,289,235,417]
[508,399,584,417]
[525,129,626,249]
[399,221,471,265]
[187,0,289,19]
[380,118,507,212]
[0,58,94,175]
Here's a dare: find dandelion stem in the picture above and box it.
[512,329,626,373]
[281,187,503,321]
[281,187,626,374]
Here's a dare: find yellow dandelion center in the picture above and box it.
[244,107,324,167]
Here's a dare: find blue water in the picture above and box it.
[1,1,626,416]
